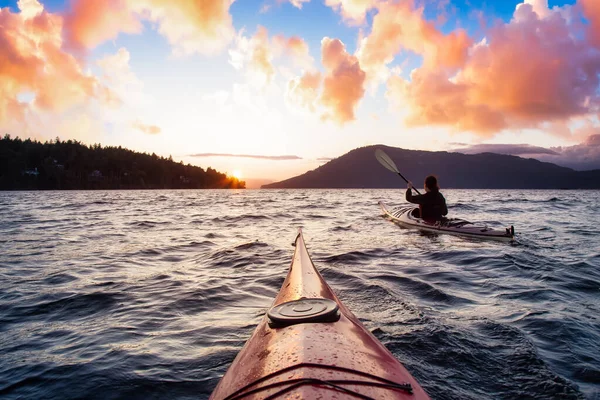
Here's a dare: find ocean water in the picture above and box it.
[0,189,599,400]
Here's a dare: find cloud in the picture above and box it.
[385,1,600,137]
[287,0,311,9]
[229,26,313,89]
[546,134,600,170]
[585,134,600,146]
[96,47,144,105]
[357,0,472,85]
[132,120,161,134]
[229,26,275,89]
[63,0,235,56]
[16,0,43,19]
[0,0,107,125]
[139,0,235,57]
[0,2,151,144]
[581,0,600,47]
[63,0,142,52]
[189,153,302,160]
[285,71,321,112]
[452,134,600,170]
[260,0,310,13]
[324,0,379,25]
[320,37,366,124]
[272,35,313,69]
[451,143,560,156]
[285,37,366,123]
[279,0,379,24]
[386,69,506,136]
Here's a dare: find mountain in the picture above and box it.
[261,145,600,189]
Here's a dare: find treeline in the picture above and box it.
[0,135,245,190]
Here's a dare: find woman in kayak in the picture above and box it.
[406,175,448,222]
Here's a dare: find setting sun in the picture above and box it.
[232,170,243,180]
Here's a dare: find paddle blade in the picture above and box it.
[375,149,399,173]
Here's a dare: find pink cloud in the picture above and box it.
[386,70,506,136]
[581,0,600,47]
[357,0,472,84]
[0,1,106,124]
[386,1,600,136]
[285,38,366,123]
[63,0,235,55]
[63,0,142,52]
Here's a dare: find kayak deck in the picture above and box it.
[380,201,515,242]
[209,229,429,399]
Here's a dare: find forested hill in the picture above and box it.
[0,136,245,190]
[262,145,600,189]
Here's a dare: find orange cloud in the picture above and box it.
[357,0,472,84]
[581,0,600,47]
[230,27,313,88]
[273,35,313,68]
[137,0,235,56]
[386,70,506,136]
[386,1,600,137]
[0,1,104,124]
[320,37,366,124]
[133,120,161,134]
[286,71,322,112]
[286,38,366,123]
[63,0,235,55]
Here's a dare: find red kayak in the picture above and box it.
[209,229,430,399]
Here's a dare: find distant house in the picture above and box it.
[179,175,190,184]
[22,167,39,176]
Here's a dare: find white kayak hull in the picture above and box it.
[379,201,515,242]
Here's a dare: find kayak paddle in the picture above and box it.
[375,148,422,195]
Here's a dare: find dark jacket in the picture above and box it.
[406,189,448,221]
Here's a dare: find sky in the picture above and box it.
[1,0,600,187]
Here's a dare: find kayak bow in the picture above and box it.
[380,201,515,242]
[210,229,430,399]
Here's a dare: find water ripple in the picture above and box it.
[0,189,598,399]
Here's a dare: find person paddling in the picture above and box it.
[406,175,448,223]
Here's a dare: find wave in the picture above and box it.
[1,189,596,400]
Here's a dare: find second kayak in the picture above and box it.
[209,229,430,399]
[380,201,515,242]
